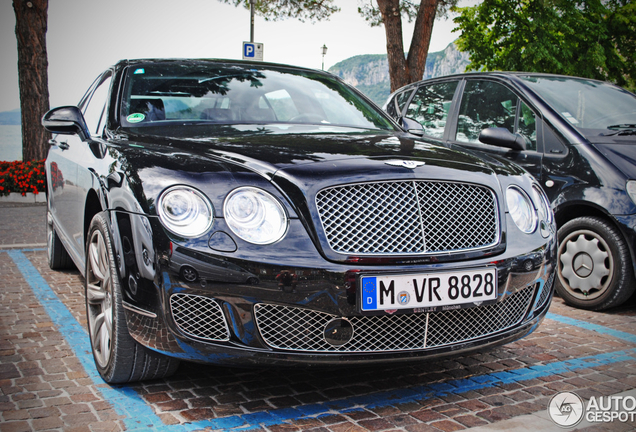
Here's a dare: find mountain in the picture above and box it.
[0,109,21,125]
[329,42,470,106]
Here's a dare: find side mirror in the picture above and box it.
[42,106,91,141]
[401,117,424,137]
[478,127,526,151]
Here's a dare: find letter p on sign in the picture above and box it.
[242,42,264,61]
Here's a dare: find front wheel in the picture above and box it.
[85,212,179,383]
[555,216,634,310]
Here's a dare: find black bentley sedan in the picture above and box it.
[385,73,636,311]
[43,59,556,383]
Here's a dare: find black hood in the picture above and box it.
[115,124,497,175]
[589,135,636,179]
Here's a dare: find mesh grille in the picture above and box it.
[254,286,534,353]
[316,180,498,254]
[426,286,534,347]
[535,272,554,311]
[170,294,230,341]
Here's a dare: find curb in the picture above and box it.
[0,192,46,204]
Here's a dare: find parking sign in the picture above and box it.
[242,42,264,61]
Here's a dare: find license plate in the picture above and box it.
[360,268,497,312]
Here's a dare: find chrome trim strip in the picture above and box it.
[122,301,157,318]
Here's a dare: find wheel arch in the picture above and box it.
[84,189,104,252]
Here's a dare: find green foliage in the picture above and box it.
[219,0,339,22]
[453,0,636,90]
[358,0,458,27]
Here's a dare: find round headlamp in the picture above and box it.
[506,186,537,234]
[157,186,214,237]
[224,187,288,245]
[531,184,552,224]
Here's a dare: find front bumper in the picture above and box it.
[118,215,556,366]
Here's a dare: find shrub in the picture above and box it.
[0,160,46,196]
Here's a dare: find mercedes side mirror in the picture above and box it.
[478,127,526,151]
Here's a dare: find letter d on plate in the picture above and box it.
[362,277,377,310]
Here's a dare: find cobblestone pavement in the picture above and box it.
[1,204,636,432]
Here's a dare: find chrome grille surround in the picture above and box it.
[170,293,231,342]
[315,180,499,255]
[254,285,535,353]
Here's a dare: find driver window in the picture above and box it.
[406,82,457,138]
[82,75,112,136]
[456,80,517,144]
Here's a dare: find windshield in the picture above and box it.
[520,76,636,132]
[119,62,396,132]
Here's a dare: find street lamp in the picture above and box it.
[321,44,328,70]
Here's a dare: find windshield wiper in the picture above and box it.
[608,124,636,130]
[604,124,636,136]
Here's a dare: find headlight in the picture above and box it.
[157,186,214,237]
[628,180,636,205]
[506,186,537,233]
[224,187,288,245]
[531,184,552,223]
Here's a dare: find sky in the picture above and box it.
[0,0,470,113]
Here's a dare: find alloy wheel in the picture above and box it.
[86,229,114,368]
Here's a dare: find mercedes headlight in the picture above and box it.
[506,186,537,233]
[157,186,214,237]
[224,187,288,245]
[531,184,552,224]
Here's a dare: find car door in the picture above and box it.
[448,79,543,180]
[48,72,113,263]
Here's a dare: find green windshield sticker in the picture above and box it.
[134,68,145,74]
[127,113,145,123]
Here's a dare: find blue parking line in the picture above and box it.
[546,312,636,344]
[6,249,636,431]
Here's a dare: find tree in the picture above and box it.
[221,0,457,92]
[453,0,636,90]
[358,1,457,92]
[221,0,340,22]
[13,0,51,162]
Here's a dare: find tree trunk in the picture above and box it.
[13,0,50,162]
[407,0,438,84]
[377,0,409,92]
[377,0,439,92]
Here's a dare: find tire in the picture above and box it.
[85,212,179,383]
[555,216,635,310]
[180,266,198,282]
[47,210,75,270]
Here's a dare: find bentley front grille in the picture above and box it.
[254,285,535,353]
[315,180,499,255]
[170,293,231,341]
